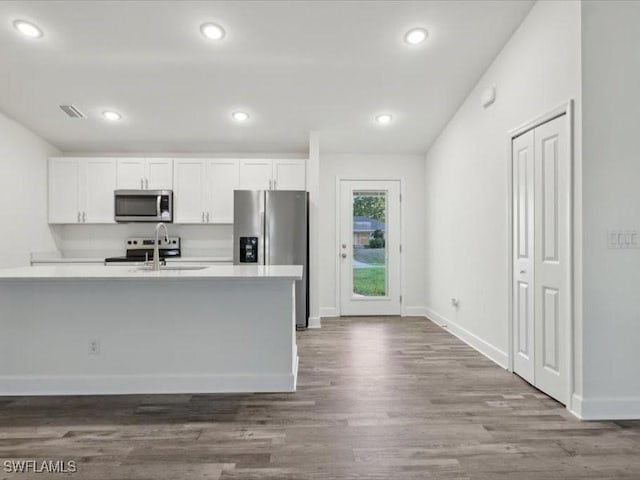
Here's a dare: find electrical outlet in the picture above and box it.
[88,338,100,355]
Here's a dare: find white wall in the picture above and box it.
[581,0,640,418]
[319,153,426,316]
[0,111,60,268]
[424,1,581,370]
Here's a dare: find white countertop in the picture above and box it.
[0,264,302,280]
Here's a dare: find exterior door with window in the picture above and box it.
[339,180,401,316]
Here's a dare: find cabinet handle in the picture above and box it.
[206,212,210,223]
[269,179,272,190]
[201,212,205,223]
[140,178,144,189]
[145,178,149,189]
[77,212,81,223]
[82,211,86,223]
[273,178,277,190]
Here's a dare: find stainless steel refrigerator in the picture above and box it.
[233,190,309,329]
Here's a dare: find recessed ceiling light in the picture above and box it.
[13,20,43,38]
[231,111,250,122]
[375,114,393,125]
[102,111,122,121]
[200,23,225,40]
[404,28,428,45]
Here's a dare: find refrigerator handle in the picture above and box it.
[263,209,269,266]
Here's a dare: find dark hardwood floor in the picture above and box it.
[1,317,639,479]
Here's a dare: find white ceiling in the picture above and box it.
[0,1,533,155]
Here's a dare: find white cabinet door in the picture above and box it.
[49,158,80,224]
[117,158,173,190]
[273,159,306,190]
[206,159,239,224]
[146,158,173,190]
[239,159,273,190]
[174,159,207,223]
[116,158,146,190]
[83,158,117,224]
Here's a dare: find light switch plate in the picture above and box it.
[607,230,640,249]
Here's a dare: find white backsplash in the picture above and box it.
[48,224,233,259]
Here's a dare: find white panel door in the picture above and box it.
[146,158,173,190]
[533,115,569,405]
[48,158,80,224]
[116,158,146,189]
[174,159,206,223]
[339,180,401,316]
[512,131,535,384]
[273,159,306,190]
[83,158,117,224]
[239,159,273,190]
[206,159,239,223]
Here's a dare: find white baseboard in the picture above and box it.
[571,394,640,420]
[308,316,322,328]
[0,372,297,396]
[402,306,428,317]
[319,307,338,318]
[424,306,509,369]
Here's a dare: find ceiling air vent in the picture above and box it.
[59,105,86,119]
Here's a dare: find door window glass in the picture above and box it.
[352,191,387,297]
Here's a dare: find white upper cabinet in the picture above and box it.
[239,159,273,190]
[146,158,173,190]
[173,159,207,224]
[174,158,240,224]
[83,158,117,223]
[49,158,81,224]
[273,159,306,190]
[49,157,117,224]
[49,157,305,225]
[239,159,306,191]
[206,159,240,224]
[116,158,173,190]
[116,158,146,189]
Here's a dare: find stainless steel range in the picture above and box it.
[104,237,181,265]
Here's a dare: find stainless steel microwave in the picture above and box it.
[114,190,173,223]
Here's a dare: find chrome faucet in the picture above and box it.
[153,223,169,271]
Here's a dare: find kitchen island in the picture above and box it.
[0,264,302,396]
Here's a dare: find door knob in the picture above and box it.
[341,253,347,258]
[520,270,526,274]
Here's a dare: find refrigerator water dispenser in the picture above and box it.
[239,237,258,263]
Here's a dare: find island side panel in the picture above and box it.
[0,277,297,395]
